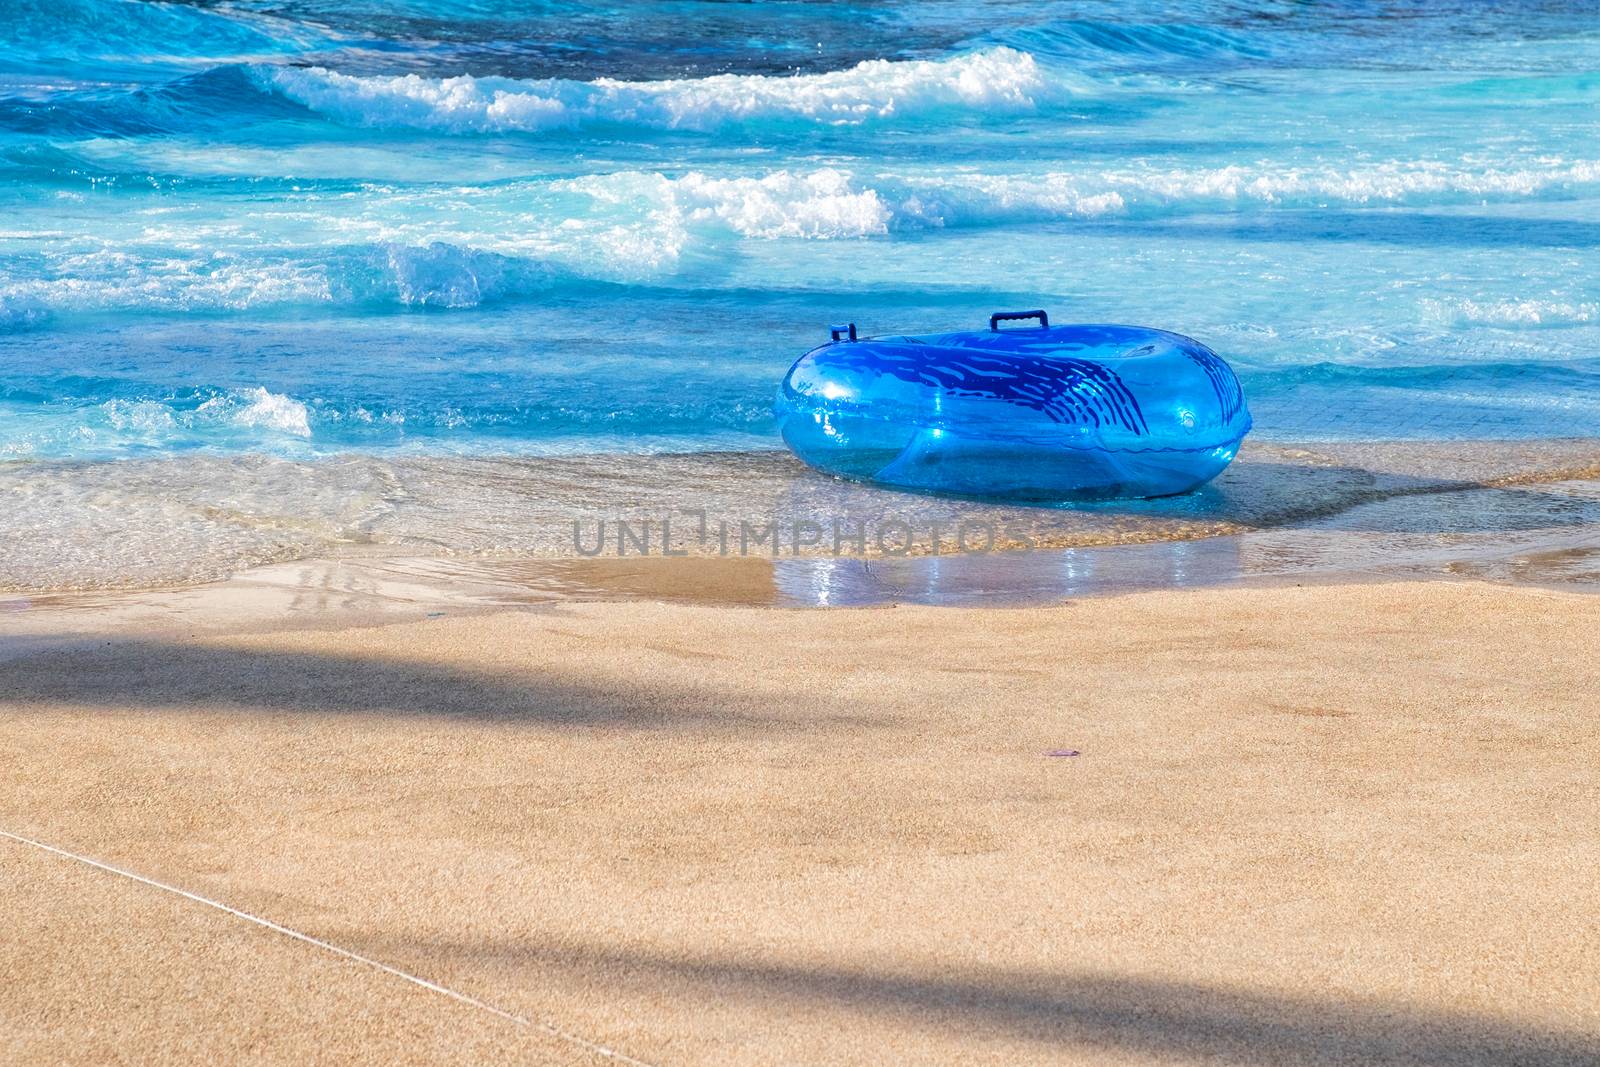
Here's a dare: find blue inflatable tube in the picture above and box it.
[774,311,1251,502]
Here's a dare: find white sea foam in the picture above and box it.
[5,156,1598,319]
[0,257,334,315]
[1422,297,1599,327]
[101,399,179,434]
[558,168,893,238]
[0,387,318,467]
[259,47,1055,133]
[1108,159,1600,204]
[0,245,549,315]
[884,159,1600,221]
[888,172,1129,225]
[558,158,1600,240]
[200,386,313,438]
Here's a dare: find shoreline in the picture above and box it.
[3,535,1597,648]
[3,436,1599,599]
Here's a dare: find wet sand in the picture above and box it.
[5,437,1600,594]
[3,580,1598,1065]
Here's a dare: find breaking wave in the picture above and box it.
[257,47,1063,134]
[0,242,567,320]
[7,153,1600,324]
[561,159,1600,239]
[885,159,1600,220]
[557,168,895,239]
[1,386,314,459]
[213,386,313,438]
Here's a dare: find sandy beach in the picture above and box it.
[3,578,1597,1065]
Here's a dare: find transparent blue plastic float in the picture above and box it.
[774,311,1251,502]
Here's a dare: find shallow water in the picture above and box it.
[4,438,1598,593]
[2,2,1598,591]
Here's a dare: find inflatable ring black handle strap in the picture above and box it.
[990,309,1049,331]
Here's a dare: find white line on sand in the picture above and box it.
[0,827,657,1067]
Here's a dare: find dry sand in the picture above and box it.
[2,579,1598,1065]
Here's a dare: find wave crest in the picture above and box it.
[258,47,1055,134]
[202,387,313,438]
[887,159,1600,221]
[0,386,316,460]
[559,168,892,238]
[560,159,1600,239]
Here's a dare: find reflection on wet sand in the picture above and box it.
[0,439,1595,634]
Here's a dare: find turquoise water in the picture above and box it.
[2,0,1599,459]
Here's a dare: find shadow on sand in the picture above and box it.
[0,637,888,732]
[395,939,1600,1066]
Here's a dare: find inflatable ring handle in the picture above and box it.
[830,323,858,342]
[990,309,1049,331]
